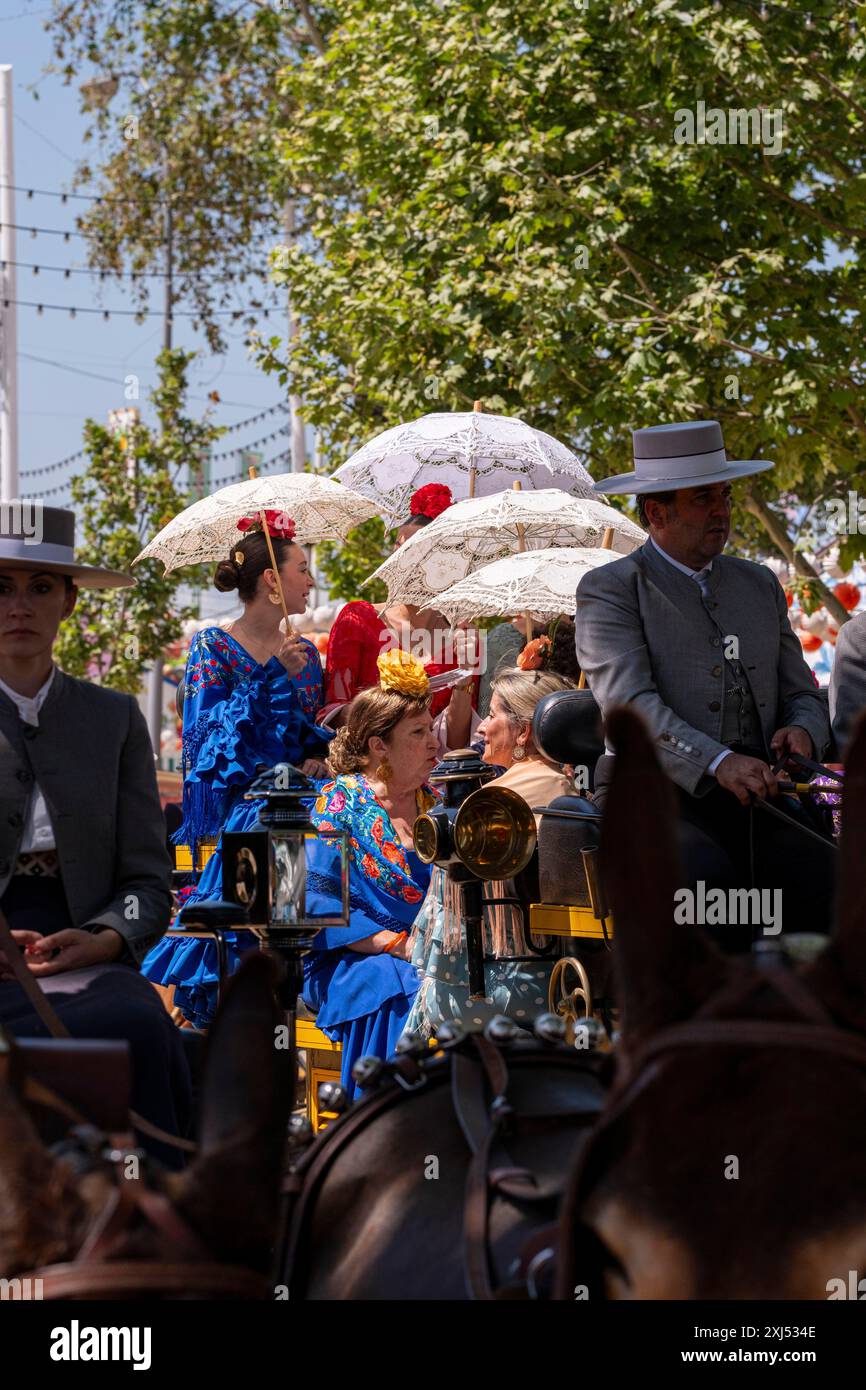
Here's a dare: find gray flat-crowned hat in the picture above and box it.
[0,504,133,589]
[593,420,775,496]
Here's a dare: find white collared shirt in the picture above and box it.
[649,534,713,587]
[0,666,56,850]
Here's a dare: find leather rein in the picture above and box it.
[552,959,866,1299]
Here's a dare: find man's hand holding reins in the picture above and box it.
[769,725,814,762]
[715,753,780,807]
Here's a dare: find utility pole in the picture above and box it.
[0,66,18,499]
[163,144,173,352]
[284,200,306,473]
[146,141,173,760]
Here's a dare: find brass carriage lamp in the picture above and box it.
[221,763,350,945]
[413,749,537,997]
[413,748,536,879]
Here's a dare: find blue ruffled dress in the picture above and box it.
[302,775,434,1099]
[142,627,333,1026]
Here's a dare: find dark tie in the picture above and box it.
[694,568,712,601]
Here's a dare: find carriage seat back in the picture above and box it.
[532,689,605,790]
[536,795,602,908]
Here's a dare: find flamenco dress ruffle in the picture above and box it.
[302,842,431,1100]
[143,640,332,1026]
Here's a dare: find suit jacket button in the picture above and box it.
[709,701,721,712]
[712,665,722,677]
[8,811,23,828]
[15,768,31,784]
[710,637,721,647]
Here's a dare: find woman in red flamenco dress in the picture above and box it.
[324,484,477,747]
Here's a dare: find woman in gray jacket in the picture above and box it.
[0,505,190,1164]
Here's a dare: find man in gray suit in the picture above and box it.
[829,611,866,757]
[575,420,835,942]
[0,506,190,1159]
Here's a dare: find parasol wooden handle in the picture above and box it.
[577,525,615,690]
[248,464,293,633]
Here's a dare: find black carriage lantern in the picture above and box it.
[221,762,350,950]
[412,749,537,998]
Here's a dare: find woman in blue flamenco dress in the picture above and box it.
[303,652,440,1099]
[143,511,333,1026]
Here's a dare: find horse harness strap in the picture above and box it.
[2,907,265,1298]
[30,1261,267,1300]
[281,1038,603,1301]
[18,1175,269,1300]
[0,904,197,1155]
[453,1034,603,1301]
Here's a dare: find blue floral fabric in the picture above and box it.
[173,627,331,855]
[142,628,333,1025]
[302,774,436,1098]
[404,867,554,1039]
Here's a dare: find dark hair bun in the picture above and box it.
[213,559,240,593]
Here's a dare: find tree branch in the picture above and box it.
[743,487,850,626]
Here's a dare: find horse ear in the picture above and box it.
[805,713,866,1022]
[599,707,728,1040]
[171,952,292,1270]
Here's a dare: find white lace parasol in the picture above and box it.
[432,546,621,624]
[134,473,379,573]
[331,409,596,522]
[366,489,645,609]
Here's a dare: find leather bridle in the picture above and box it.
[552,959,866,1300]
[10,1132,270,1300]
[1,908,268,1300]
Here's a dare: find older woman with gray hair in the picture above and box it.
[404,666,577,1037]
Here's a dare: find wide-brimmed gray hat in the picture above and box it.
[0,504,133,589]
[593,420,775,496]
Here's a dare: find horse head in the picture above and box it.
[564,706,866,1301]
[0,952,291,1298]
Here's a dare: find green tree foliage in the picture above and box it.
[54,350,219,691]
[316,517,390,604]
[46,0,328,350]
[258,0,866,620]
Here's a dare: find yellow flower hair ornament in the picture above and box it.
[377,648,430,698]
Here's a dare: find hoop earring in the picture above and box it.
[512,744,526,761]
[268,590,283,605]
[377,758,393,784]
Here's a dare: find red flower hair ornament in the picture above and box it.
[409,483,453,521]
[517,635,552,671]
[236,510,296,541]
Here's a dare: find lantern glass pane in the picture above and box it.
[268,829,350,930]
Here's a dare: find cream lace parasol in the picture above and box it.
[366,488,645,610]
[330,407,596,523]
[135,473,379,572]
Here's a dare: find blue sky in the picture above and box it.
[2,2,289,508]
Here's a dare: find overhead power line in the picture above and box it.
[20,402,290,479]
[22,446,296,502]
[19,350,279,409]
[3,297,279,320]
[2,257,273,281]
[8,182,285,216]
